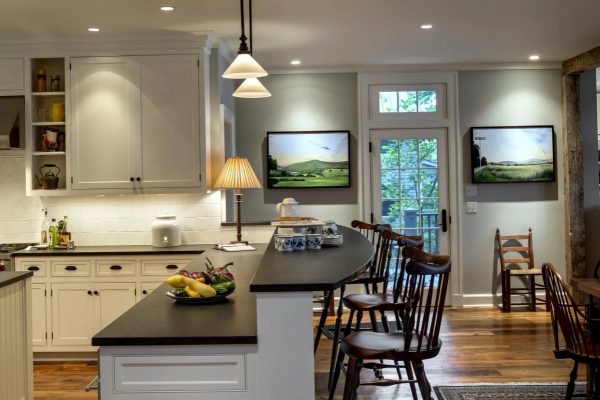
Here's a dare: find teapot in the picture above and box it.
[35,164,60,190]
[276,198,298,219]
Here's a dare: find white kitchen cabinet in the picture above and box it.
[31,283,48,347]
[140,281,162,301]
[70,54,201,190]
[51,282,136,346]
[0,58,24,90]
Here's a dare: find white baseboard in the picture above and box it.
[461,293,546,308]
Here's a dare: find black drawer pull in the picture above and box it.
[165,264,178,270]
[65,265,78,271]
[110,265,122,270]
[27,266,40,271]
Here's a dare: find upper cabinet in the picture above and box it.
[70,55,201,190]
[0,58,24,91]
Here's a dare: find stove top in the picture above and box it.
[0,243,37,253]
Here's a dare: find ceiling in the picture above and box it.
[1,0,600,71]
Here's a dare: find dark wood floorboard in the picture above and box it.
[33,307,573,399]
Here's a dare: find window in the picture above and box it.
[369,84,446,120]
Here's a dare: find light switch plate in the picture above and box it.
[466,185,477,197]
[466,202,478,214]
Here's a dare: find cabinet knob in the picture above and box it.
[136,177,141,182]
[87,290,93,295]
[94,290,99,296]
[27,266,40,271]
[130,177,134,182]
[142,290,148,295]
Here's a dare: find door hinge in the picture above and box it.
[69,63,72,70]
[369,142,372,153]
[134,288,137,296]
[370,213,374,223]
[51,332,54,339]
[50,289,53,296]
[45,332,47,339]
[44,289,47,296]
[199,174,202,181]
[197,59,200,67]
[71,176,73,184]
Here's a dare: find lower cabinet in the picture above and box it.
[15,254,195,354]
[51,282,136,346]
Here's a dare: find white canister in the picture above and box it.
[276,198,299,219]
[151,215,182,247]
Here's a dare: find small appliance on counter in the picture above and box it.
[151,214,182,247]
[0,243,38,271]
[276,197,298,219]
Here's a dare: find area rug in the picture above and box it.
[434,383,586,400]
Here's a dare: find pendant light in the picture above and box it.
[223,0,268,80]
[233,77,271,98]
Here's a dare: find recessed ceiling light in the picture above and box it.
[529,54,540,61]
[160,5,175,11]
[420,24,433,30]
[88,27,100,32]
[290,59,301,65]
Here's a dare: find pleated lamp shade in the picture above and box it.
[213,156,262,189]
[222,54,268,79]
[233,78,271,98]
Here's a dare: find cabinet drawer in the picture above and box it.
[96,260,137,277]
[51,260,91,277]
[140,259,191,276]
[17,259,47,279]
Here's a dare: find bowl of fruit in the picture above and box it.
[165,258,236,305]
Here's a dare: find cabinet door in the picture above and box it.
[137,55,201,188]
[31,283,48,347]
[51,283,95,346]
[94,282,136,331]
[139,281,163,301]
[70,57,141,189]
[0,58,24,90]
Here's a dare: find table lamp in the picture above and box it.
[213,156,262,244]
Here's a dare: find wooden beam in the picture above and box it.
[562,74,587,285]
[562,45,600,75]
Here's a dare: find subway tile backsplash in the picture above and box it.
[0,157,274,245]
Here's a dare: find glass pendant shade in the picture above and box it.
[222,53,268,79]
[233,78,271,98]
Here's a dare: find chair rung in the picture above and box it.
[499,234,529,240]
[501,246,529,252]
[503,258,531,264]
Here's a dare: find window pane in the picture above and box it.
[418,139,438,167]
[399,139,418,168]
[400,199,420,229]
[400,170,418,198]
[379,92,398,113]
[398,91,418,112]
[417,91,437,112]
[380,139,400,168]
[419,169,438,198]
[381,170,400,199]
[382,201,400,229]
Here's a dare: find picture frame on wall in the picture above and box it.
[470,125,556,183]
[266,130,350,188]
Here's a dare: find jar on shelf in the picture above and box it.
[36,68,47,92]
[50,102,65,122]
[50,74,60,92]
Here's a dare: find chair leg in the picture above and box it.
[355,310,364,331]
[566,361,579,400]
[328,348,345,400]
[404,361,419,399]
[530,275,536,311]
[342,357,363,400]
[413,360,431,400]
[328,285,346,390]
[506,272,512,312]
[501,270,508,312]
[314,290,334,353]
[394,309,403,331]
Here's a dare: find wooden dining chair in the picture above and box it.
[496,227,547,312]
[542,262,600,399]
[314,221,391,354]
[329,248,451,400]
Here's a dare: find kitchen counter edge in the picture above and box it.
[11,244,211,257]
[0,271,33,288]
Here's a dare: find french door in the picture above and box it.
[371,128,450,256]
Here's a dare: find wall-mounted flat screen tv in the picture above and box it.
[471,125,556,183]
[267,131,350,188]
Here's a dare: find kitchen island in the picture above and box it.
[0,271,34,400]
[92,225,374,400]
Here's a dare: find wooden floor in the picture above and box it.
[33,307,573,399]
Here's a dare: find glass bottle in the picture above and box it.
[40,208,49,244]
[48,219,59,249]
[37,68,47,92]
[50,74,60,92]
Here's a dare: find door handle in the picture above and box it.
[27,266,40,271]
[438,209,448,233]
[165,264,178,270]
[110,265,122,270]
[65,265,78,271]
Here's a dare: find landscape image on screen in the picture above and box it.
[472,126,554,183]
[267,131,350,188]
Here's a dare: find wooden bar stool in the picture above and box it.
[329,248,451,400]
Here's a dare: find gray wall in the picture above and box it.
[581,69,600,275]
[235,73,359,225]
[458,69,565,300]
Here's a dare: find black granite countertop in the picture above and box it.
[12,244,209,257]
[249,225,375,292]
[92,247,265,346]
[0,271,33,289]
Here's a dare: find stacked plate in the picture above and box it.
[322,234,343,247]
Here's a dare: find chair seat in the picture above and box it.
[340,331,442,361]
[342,292,405,312]
[506,268,542,276]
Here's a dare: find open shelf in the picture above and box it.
[33,151,66,156]
[32,122,65,126]
[32,91,65,96]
